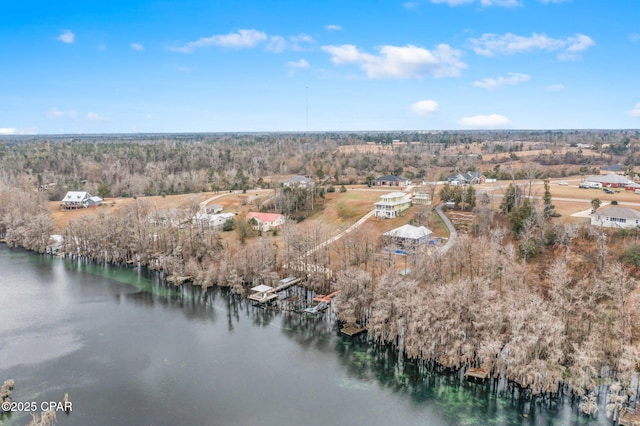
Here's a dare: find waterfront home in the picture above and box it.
[383,224,432,253]
[374,192,412,218]
[246,212,285,232]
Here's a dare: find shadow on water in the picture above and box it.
[1,248,612,426]
[69,258,613,425]
[330,335,608,426]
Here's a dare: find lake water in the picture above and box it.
[0,245,609,425]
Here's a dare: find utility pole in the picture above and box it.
[305,86,309,134]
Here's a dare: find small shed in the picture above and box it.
[87,196,103,206]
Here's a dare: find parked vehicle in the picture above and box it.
[603,188,614,194]
[558,181,568,186]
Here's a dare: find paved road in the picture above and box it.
[434,203,457,254]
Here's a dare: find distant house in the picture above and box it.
[375,175,410,187]
[246,212,285,232]
[600,164,625,175]
[283,175,314,188]
[591,206,640,229]
[374,192,412,219]
[447,171,485,185]
[61,191,101,209]
[383,224,433,253]
[586,173,631,188]
[411,189,431,205]
[625,182,640,191]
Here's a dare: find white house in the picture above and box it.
[61,191,101,209]
[411,191,431,205]
[283,175,314,188]
[374,192,412,218]
[192,212,235,230]
[383,224,433,253]
[246,212,285,232]
[591,206,640,229]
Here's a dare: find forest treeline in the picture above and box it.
[1,130,639,201]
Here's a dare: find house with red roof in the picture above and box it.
[246,212,285,232]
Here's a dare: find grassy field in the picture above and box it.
[49,177,640,240]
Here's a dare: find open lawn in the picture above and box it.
[50,190,272,230]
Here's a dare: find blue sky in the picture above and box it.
[1,0,639,134]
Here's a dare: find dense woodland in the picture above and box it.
[1,130,639,200]
[2,130,640,420]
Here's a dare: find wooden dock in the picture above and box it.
[274,277,301,292]
[248,285,278,304]
[340,325,367,336]
[465,367,489,381]
[620,407,640,426]
[313,291,340,303]
[165,275,193,286]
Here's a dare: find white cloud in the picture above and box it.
[558,33,595,60]
[169,29,313,54]
[473,72,530,89]
[287,59,310,75]
[321,43,467,79]
[458,114,512,128]
[410,100,440,115]
[86,112,108,122]
[266,36,287,53]
[403,1,420,10]
[545,84,565,92]
[267,34,314,53]
[287,59,310,69]
[131,43,144,51]
[469,32,594,60]
[628,103,640,118]
[326,24,342,31]
[57,30,75,44]
[46,108,77,119]
[169,29,268,53]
